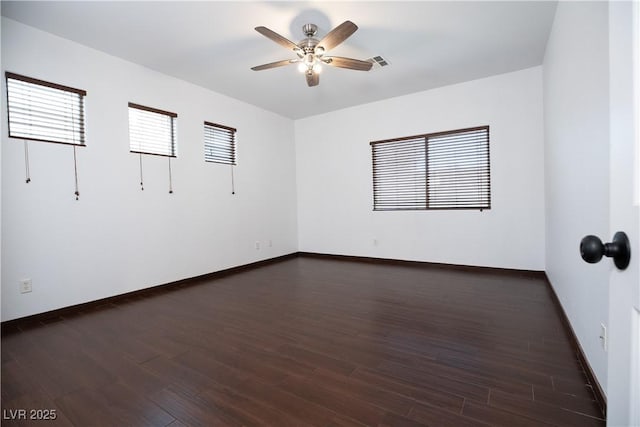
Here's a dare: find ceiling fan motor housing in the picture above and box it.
[299,24,322,56]
[302,23,318,37]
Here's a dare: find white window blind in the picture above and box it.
[204,121,236,165]
[128,103,177,157]
[371,126,490,211]
[426,127,491,209]
[6,72,86,145]
[371,136,427,210]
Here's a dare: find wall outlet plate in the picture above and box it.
[600,323,607,351]
[20,279,32,294]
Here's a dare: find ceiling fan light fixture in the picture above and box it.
[304,53,315,66]
[297,62,307,73]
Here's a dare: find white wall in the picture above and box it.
[295,67,545,270]
[1,18,298,321]
[543,2,610,392]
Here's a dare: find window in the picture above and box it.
[204,121,236,165]
[371,126,490,210]
[128,103,177,157]
[128,103,177,193]
[371,136,427,210]
[6,72,86,145]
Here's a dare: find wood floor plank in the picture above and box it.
[148,386,241,427]
[378,412,429,427]
[171,350,249,391]
[302,367,416,416]
[375,361,491,402]
[349,367,466,413]
[462,399,555,427]
[488,388,605,426]
[54,382,175,427]
[277,344,357,376]
[533,384,603,418]
[232,378,364,427]
[407,402,490,427]
[2,325,116,399]
[279,374,386,426]
[435,349,553,387]
[140,355,214,396]
[198,383,314,427]
[1,256,604,426]
[1,359,40,403]
[552,376,599,400]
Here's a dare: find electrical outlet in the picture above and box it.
[255,241,260,250]
[20,279,32,294]
[599,323,607,351]
[268,239,273,247]
[373,238,379,246]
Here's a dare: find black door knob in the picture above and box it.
[580,231,631,270]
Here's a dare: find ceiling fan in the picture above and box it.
[251,21,373,87]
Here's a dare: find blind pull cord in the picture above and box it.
[231,164,235,195]
[168,157,173,194]
[24,140,31,183]
[71,102,79,200]
[73,145,80,200]
[139,153,144,191]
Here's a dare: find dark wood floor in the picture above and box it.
[1,255,604,426]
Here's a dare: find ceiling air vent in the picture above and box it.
[368,55,390,70]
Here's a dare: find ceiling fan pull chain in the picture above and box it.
[139,153,144,191]
[168,157,173,194]
[24,140,31,183]
[73,145,80,200]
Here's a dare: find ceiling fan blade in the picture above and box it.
[251,59,297,71]
[317,21,358,51]
[306,72,319,87]
[255,26,299,51]
[324,56,373,71]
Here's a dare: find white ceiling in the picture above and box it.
[1,1,557,119]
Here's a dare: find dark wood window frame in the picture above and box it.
[204,121,236,165]
[128,102,177,158]
[5,72,87,146]
[370,125,491,211]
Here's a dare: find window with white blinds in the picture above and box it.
[6,72,86,145]
[371,136,427,210]
[204,121,236,165]
[371,126,490,211]
[128,103,177,157]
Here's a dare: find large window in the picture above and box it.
[204,121,236,165]
[371,126,490,211]
[6,72,86,145]
[128,103,177,157]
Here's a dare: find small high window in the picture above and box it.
[204,121,236,165]
[128,103,177,193]
[6,72,86,146]
[6,72,87,199]
[128,103,177,157]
